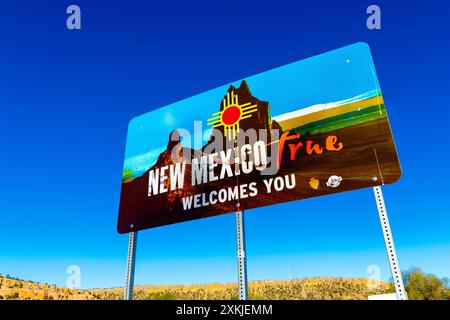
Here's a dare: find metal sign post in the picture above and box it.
[124,231,138,300]
[373,186,408,300]
[236,211,248,300]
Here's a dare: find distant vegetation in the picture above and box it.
[403,268,450,300]
[0,268,448,300]
[91,278,391,300]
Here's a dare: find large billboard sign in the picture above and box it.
[117,42,401,233]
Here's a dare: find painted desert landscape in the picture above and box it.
[118,81,400,233]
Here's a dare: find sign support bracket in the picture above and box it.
[236,210,248,300]
[124,231,138,300]
[372,186,407,300]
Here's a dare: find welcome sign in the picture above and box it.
[117,42,401,233]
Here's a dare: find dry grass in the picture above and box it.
[0,274,391,300]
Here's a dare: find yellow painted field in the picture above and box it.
[275,95,384,131]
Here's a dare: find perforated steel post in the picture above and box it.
[236,211,248,300]
[373,186,408,300]
[124,231,138,300]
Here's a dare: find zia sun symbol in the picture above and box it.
[207,91,258,141]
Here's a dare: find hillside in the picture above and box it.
[0,274,391,300]
[0,275,96,300]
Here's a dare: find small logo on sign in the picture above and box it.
[326,175,342,188]
[309,177,319,190]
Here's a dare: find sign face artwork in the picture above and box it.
[117,42,401,233]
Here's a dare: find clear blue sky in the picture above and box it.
[0,0,449,289]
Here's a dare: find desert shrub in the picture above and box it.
[145,291,177,300]
[404,268,449,300]
[7,292,19,299]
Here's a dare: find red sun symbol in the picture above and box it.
[207,91,258,141]
[221,105,241,125]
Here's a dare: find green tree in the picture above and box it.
[404,268,449,300]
